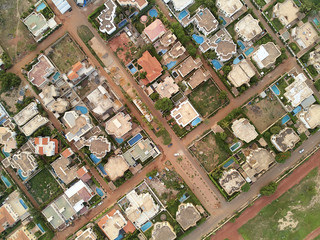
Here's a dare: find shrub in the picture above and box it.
[270,125,281,134]
[146,169,158,178]
[260,181,278,196]
[241,182,250,192]
[275,151,291,163]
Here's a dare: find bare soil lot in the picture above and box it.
[189,131,230,173]
[0,0,37,63]
[244,91,286,133]
[47,34,85,73]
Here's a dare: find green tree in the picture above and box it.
[187,44,197,57]
[0,72,21,92]
[155,98,173,112]
[260,181,278,196]
[150,92,160,101]
[139,71,147,79]
[219,91,228,100]
[241,182,250,192]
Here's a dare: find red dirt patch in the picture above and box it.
[109,32,134,65]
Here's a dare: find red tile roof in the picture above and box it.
[77,166,86,178]
[38,146,44,155]
[34,138,40,145]
[51,139,59,154]
[123,220,136,233]
[67,62,83,80]
[42,137,49,145]
[61,148,73,158]
[137,51,162,83]
[144,19,166,42]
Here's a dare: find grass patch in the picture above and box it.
[77,25,94,43]
[314,79,320,91]
[239,168,320,240]
[255,0,267,7]
[188,80,228,117]
[47,33,85,73]
[271,18,284,31]
[27,169,63,208]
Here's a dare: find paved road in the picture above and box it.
[185,131,320,240]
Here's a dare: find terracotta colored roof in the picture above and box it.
[123,220,136,233]
[144,19,166,42]
[77,166,88,178]
[51,139,59,154]
[137,51,162,83]
[0,206,15,233]
[42,137,49,145]
[61,148,73,158]
[73,62,83,72]
[68,71,79,81]
[38,146,44,155]
[97,209,117,228]
[34,138,40,145]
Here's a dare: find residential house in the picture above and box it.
[27,55,55,88]
[98,0,117,34]
[63,111,93,142]
[176,203,201,230]
[216,0,243,17]
[170,100,200,128]
[271,127,300,152]
[143,19,166,42]
[137,51,163,84]
[227,60,255,87]
[273,0,299,27]
[299,104,320,129]
[33,137,58,156]
[0,127,17,153]
[231,118,258,143]
[105,112,132,138]
[252,42,281,69]
[235,14,262,42]
[284,73,313,107]
[98,209,136,239]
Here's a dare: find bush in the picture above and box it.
[270,125,281,134]
[150,92,160,101]
[275,151,291,163]
[260,181,278,196]
[146,169,158,178]
[241,182,250,192]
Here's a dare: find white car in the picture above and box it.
[174,153,180,157]
[299,149,305,154]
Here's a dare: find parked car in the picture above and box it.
[299,149,305,154]
[168,143,173,147]
[174,153,180,157]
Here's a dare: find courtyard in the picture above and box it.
[244,91,286,133]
